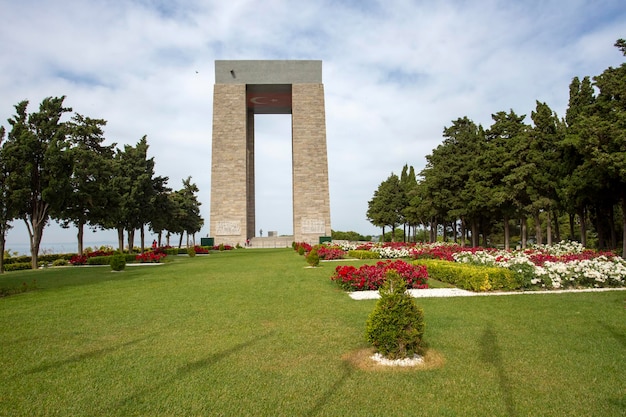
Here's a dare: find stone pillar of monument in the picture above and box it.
[292,83,332,243]
[209,60,331,246]
[209,83,250,245]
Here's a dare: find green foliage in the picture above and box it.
[365,271,425,359]
[164,248,180,256]
[3,262,32,272]
[87,256,113,266]
[2,255,31,265]
[52,259,68,267]
[367,173,406,237]
[347,250,380,259]
[306,246,320,267]
[187,247,196,257]
[109,254,126,271]
[415,259,522,291]
[3,96,73,268]
[331,230,372,241]
[218,243,225,251]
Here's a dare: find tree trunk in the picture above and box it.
[158,231,163,247]
[178,233,184,249]
[452,220,459,243]
[609,204,617,250]
[432,219,438,243]
[77,219,84,255]
[546,211,552,246]
[533,212,542,245]
[127,229,135,253]
[553,210,561,242]
[481,226,488,247]
[521,217,527,249]
[569,213,575,241]
[503,214,510,251]
[460,217,466,247]
[0,229,5,274]
[166,232,170,247]
[117,227,124,252]
[140,225,145,254]
[578,208,587,247]
[25,217,44,270]
[471,219,479,248]
[622,193,626,258]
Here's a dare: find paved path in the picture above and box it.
[348,287,626,300]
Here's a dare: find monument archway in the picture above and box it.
[209,60,331,246]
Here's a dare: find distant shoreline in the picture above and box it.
[4,241,120,256]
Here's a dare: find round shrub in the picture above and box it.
[365,271,425,359]
[110,254,126,271]
[187,247,196,257]
[52,259,68,267]
[306,246,320,267]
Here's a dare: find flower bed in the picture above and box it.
[452,241,625,289]
[316,245,346,260]
[70,249,115,265]
[331,260,428,291]
[332,240,626,290]
[193,245,209,254]
[135,252,167,263]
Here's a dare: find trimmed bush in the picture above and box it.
[415,259,521,291]
[187,247,196,257]
[3,256,31,265]
[110,255,126,271]
[3,262,32,272]
[87,256,113,266]
[347,250,380,259]
[52,259,68,267]
[365,271,425,359]
[306,246,320,267]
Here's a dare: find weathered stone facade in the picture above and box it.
[210,60,331,246]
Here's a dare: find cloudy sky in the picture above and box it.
[1,0,624,253]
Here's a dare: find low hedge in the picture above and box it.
[3,262,33,272]
[4,254,73,265]
[414,259,522,291]
[347,250,380,260]
[86,254,136,266]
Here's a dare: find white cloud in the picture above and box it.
[1,0,625,252]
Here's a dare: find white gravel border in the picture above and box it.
[348,287,626,300]
[370,352,424,367]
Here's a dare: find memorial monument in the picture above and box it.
[209,60,331,246]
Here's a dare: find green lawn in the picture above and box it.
[1,249,624,416]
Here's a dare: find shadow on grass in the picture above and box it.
[175,332,275,376]
[113,331,274,411]
[597,320,626,348]
[16,335,152,378]
[304,362,353,417]
[480,323,517,417]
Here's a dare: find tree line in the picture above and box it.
[367,39,626,257]
[0,96,204,271]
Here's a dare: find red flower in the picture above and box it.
[331,260,428,291]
